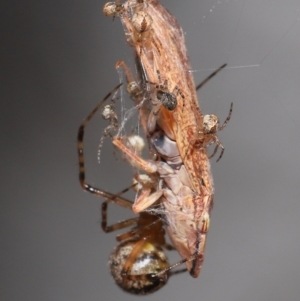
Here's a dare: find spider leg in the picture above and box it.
[156,69,162,84]
[121,239,150,275]
[215,143,224,163]
[155,234,206,278]
[196,64,227,91]
[173,85,185,100]
[218,102,233,131]
[208,144,219,160]
[101,201,139,233]
[206,135,225,162]
[77,84,124,198]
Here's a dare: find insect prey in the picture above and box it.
[104,0,232,278]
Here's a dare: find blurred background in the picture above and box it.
[2,0,300,300]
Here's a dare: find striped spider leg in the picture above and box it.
[78,84,122,196]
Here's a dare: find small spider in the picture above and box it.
[103,1,124,17]
[195,64,233,162]
[146,70,184,113]
[201,102,233,162]
[96,103,120,163]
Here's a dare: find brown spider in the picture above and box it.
[201,102,233,162]
[101,185,172,295]
[103,1,124,17]
[77,84,187,294]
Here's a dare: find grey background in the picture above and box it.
[2,0,300,300]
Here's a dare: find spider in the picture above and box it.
[103,1,124,17]
[146,69,184,113]
[77,84,187,294]
[195,64,233,162]
[101,184,172,295]
[201,102,233,162]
